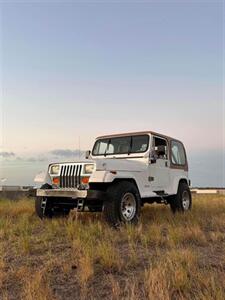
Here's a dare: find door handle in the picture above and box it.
[165,161,168,167]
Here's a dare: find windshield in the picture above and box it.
[92,135,149,156]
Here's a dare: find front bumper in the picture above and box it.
[36,188,106,200]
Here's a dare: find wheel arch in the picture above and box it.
[177,178,189,192]
[112,178,139,192]
[89,177,140,194]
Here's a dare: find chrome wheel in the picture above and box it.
[120,192,136,221]
[182,190,190,210]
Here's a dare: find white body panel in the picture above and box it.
[89,157,188,198]
[148,158,170,191]
[169,169,189,195]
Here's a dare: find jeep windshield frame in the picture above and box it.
[92,134,150,157]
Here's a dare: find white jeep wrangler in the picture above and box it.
[35,131,192,226]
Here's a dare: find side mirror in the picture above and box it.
[85,150,91,159]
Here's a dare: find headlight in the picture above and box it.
[49,164,60,175]
[84,164,94,174]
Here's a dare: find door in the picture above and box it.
[148,136,170,193]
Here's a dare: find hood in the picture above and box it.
[95,158,146,172]
[49,160,94,166]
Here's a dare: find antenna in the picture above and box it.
[78,136,81,159]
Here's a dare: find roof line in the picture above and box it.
[96,131,174,140]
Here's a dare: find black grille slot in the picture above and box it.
[59,164,82,188]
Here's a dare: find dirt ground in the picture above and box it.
[0,194,225,300]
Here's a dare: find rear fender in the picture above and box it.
[171,176,189,194]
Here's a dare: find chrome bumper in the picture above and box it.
[36,188,87,198]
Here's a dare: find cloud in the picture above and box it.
[1,155,48,163]
[26,157,48,162]
[0,151,15,158]
[49,149,84,157]
[1,149,84,163]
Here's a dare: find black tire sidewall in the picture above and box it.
[104,181,141,226]
[35,197,44,219]
[176,182,192,212]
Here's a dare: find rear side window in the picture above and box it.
[171,141,186,165]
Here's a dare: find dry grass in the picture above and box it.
[0,194,224,299]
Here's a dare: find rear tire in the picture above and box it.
[170,181,192,213]
[103,181,141,227]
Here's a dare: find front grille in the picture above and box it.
[59,164,82,188]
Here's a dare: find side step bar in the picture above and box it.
[153,190,169,197]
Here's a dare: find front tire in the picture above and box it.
[103,181,141,227]
[170,181,192,213]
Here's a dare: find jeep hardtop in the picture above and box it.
[35,131,192,226]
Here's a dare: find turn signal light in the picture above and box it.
[52,177,59,185]
[81,176,89,184]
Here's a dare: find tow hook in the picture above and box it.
[77,199,85,211]
[41,197,47,214]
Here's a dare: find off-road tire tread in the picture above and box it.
[103,181,141,227]
[35,197,44,219]
[170,181,192,213]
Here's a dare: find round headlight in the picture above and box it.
[49,164,60,175]
[84,164,94,174]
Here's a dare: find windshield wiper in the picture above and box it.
[104,139,110,157]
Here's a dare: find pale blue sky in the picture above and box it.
[0,1,224,186]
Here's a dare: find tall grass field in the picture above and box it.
[0,194,225,299]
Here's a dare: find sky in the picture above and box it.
[0,0,224,187]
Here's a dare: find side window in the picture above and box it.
[171,141,186,165]
[152,136,168,159]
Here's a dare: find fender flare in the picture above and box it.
[176,178,189,193]
[89,176,140,194]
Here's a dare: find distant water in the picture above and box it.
[1,160,49,186]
